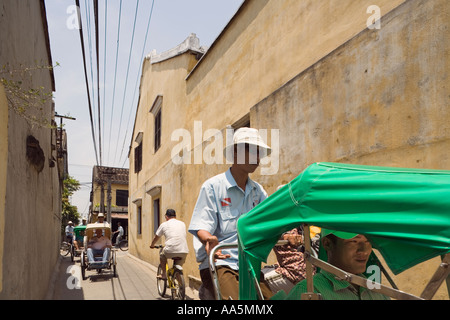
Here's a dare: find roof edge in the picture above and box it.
[146,33,207,64]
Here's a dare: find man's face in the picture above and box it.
[234,144,261,173]
[324,235,372,275]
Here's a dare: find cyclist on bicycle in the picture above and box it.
[113,222,124,246]
[150,209,189,280]
[65,221,74,244]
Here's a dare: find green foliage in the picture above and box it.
[0,62,59,128]
[61,175,81,235]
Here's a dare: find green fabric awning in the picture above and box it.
[237,162,450,300]
[73,225,86,237]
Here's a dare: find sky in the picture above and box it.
[45,0,243,218]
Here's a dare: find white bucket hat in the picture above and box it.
[223,127,271,162]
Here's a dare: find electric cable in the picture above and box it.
[101,0,108,166]
[118,0,156,167]
[84,0,97,143]
[94,0,102,165]
[107,0,123,165]
[113,0,140,165]
[75,0,99,165]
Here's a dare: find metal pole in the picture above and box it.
[107,175,112,225]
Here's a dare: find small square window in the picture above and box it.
[116,190,128,207]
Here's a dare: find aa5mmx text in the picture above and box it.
[177,303,274,317]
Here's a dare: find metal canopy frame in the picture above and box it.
[209,243,240,300]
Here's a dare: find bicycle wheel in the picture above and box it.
[60,242,70,256]
[157,265,167,297]
[119,240,128,251]
[171,269,186,300]
[70,244,74,262]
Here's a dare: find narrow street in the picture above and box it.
[49,249,198,300]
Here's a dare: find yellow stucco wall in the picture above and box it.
[0,84,8,293]
[250,0,449,299]
[186,0,404,135]
[92,182,128,212]
[129,51,201,265]
[0,1,59,299]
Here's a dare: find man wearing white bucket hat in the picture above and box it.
[189,127,272,300]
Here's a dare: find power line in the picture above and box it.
[94,0,102,165]
[113,0,140,165]
[75,0,99,166]
[84,0,97,144]
[119,0,156,167]
[101,0,108,167]
[74,0,155,168]
[107,0,123,165]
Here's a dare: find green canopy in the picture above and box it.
[237,162,450,300]
[73,225,86,237]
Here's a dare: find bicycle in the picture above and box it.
[60,241,71,256]
[152,245,186,300]
[117,239,128,251]
[60,238,75,261]
[114,234,128,251]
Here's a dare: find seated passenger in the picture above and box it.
[263,226,321,295]
[74,228,85,251]
[279,229,390,300]
[87,229,112,266]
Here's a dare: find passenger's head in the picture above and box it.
[321,229,372,275]
[94,229,103,237]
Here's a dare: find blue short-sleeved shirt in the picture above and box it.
[188,168,268,270]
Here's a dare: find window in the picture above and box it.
[150,95,163,153]
[134,132,143,173]
[153,198,160,235]
[134,143,142,173]
[154,109,161,152]
[116,189,128,207]
[232,113,250,130]
[137,205,142,235]
[147,184,162,236]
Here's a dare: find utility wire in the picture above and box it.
[84,0,97,143]
[101,0,108,167]
[119,0,155,168]
[113,0,140,165]
[75,0,99,165]
[94,0,102,165]
[107,0,123,165]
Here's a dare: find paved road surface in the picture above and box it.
[49,249,198,300]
